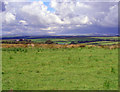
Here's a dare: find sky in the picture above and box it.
[0,0,119,36]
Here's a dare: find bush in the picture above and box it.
[70,41,76,44]
[45,40,54,44]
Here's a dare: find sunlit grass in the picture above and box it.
[2,47,118,90]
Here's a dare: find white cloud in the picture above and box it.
[99,4,118,27]
[4,12,16,23]
[2,0,29,2]
[48,31,56,34]
[76,2,91,9]
[50,0,58,9]
[50,1,118,28]
[21,1,63,26]
[76,25,81,27]
[71,16,90,24]
[1,1,118,36]
[40,26,58,31]
[40,27,51,31]
[19,20,28,25]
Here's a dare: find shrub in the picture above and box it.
[103,80,110,89]
[45,40,54,44]
[9,56,13,59]
[70,41,76,44]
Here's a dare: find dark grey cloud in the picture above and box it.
[0,2,6,12]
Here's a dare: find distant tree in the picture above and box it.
[70,41,76,44]
[19,39,24,41]
[45,40,54,44]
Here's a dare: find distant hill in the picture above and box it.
[1,35,118,40]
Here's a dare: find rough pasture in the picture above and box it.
[1,44,119,49]
[2,46,118,90]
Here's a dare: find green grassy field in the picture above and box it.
[1,36,119,45]
[30,37,119,45]
[84,41,118,45]
[30,37,97,43]
[2,47,118,90]
[91,37,119,40]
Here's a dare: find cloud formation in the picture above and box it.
[1,0,118,36]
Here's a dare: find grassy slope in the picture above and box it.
[30,37,97,42]
[91,37,119,40]
[84,41,118,45]
[2,47,118,90]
